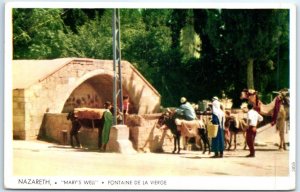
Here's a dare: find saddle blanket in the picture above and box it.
[174,119,205,136]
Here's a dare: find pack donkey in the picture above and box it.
[157,109,210,154]
[224,111,248,150]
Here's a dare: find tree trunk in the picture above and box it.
[247,58,254,89]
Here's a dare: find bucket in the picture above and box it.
[207,122,218,138]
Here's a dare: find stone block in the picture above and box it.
[13,115,25,123]
[13,130,25,140]
[107,125,137,154]
[13,122,24,132]
[13,102,18,109]
[13,89,24,97]
[16,102,25,110]
[13,97,25,103]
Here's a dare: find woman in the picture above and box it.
[210,96,225,158]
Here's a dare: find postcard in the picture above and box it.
[4,1,296,191]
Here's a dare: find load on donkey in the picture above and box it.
[240,88,289,150]
[157,108,210,154]
[223,110,248,151]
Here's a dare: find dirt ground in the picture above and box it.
[12,140,289,177]
[5,138,294,191]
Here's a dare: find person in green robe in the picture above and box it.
[101,111,113,148]
[100,101,113,151]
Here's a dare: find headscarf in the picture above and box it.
[212,99,221,121]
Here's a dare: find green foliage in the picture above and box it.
[122,9,175,105]
[12,8,290,107]
[61,9,105,33]
[220,9,289,91]
[69,10,113,59]
[192,9,289,106]
[180,10,201,60]
[13,9,71,59]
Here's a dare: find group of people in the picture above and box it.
[68,93,264,157]
[67,95,131,151]
[176,96,263,158]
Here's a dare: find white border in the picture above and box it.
[4,1,297,9]
[4,1,296,190]
[4,3,13,190]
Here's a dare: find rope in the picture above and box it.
[256,123,274,134]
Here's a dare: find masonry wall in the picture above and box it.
[40,113,100,148]
[126,114,174,152]
[40,113,174,153]
[13,89,25,139]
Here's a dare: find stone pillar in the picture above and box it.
[107,124,137,154]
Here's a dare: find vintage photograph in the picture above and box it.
[4,2,296,190]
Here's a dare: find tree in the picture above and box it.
[69,10,113,59]
[180,10,201,60]
[13,9,71,59]
[61,9,105,33]
[192,9,290,105]
[12,8,289,107]
[192,9,229,99]
[124,9,175,106]
[220,9,289,90]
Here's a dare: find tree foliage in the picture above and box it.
[220,9,289,92]
[13,9,71,59]
[12,8,290,106]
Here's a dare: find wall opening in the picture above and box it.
[61,74,136,113]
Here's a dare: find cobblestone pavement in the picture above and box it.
[12,140,290,177]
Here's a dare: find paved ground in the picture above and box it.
[12,139,289,177]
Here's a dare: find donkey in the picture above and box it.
[157,110,210,154]
[224,112,247,150]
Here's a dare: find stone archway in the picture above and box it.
[13,58,160,140]
[60,72,136,113]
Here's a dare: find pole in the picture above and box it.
[117,9,124,124]
[112,9,123,125]
[112,9,117,125]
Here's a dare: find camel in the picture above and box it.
[240,88,289,150]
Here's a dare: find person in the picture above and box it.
[67,112,82,148]
[246,103,263,157]
[176,97,197,121]
[123,95,130,124]
[104,101,113,113]
[99,101,114,152]
[210,96,225,158]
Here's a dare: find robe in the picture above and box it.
[101,111,113,144]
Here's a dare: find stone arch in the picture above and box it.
[13,58,161,140]
[58,69,138,113]
[58,69,115,112]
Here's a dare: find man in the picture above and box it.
[176,97,196,121]
[246,103,263,157]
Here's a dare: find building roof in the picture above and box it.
[12,58,160,97]
[13,58,73,89]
